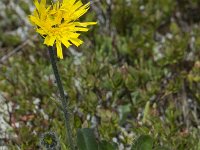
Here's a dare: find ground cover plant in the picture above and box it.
[0,0,200,149]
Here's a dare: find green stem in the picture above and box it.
[48,47,75,150]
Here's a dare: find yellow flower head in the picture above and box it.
[29,0,97,59]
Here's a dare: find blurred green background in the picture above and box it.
[0,0,200,149]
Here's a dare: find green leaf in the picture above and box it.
[77,128,98,150]
[142,101,150,123]
[118,104,131,123]
[131,135,153,150]
[112,71,123,88]
[125,74,136,91]
[98,140,116,150]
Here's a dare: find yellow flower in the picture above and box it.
[29,0,97,59]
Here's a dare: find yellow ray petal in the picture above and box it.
[29,16,42,27]
[36,28,46,35]
[70,2,90,20]
[41,0,46,6]
[61,37,71,48]
[69,38,83,47]
[33,0,40,12]
[74,22,97,27]
[56,40,63,59]
[63,32,80,38]
[44,35,56,46]
[73,27,89,32]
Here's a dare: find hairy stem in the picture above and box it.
[48,47,75,150]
